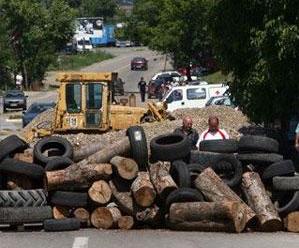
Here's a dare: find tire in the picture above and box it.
[238,135,279,153]
[33,136,73,166]
[199,139,238,153]
[0,206,52,224]
[0,158,44,180]
[126,126,148,171]
[0,189,47,207]
[165,188,204,211]
[170,160,191,188]
[150,133,191,162]
[188,163,206,174]
[0,135,28,162]
[44,218,80,232]
[50,191,88,207]
[45,157,73,171]
[189,150,221,165]
[277,191,299,216]
[210,155,243,187]
[273,176,299,191]
[237,153,283,166]
[262,160,295,181]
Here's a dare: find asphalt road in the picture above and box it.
[1,229,299,248]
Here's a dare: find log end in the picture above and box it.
[260,219,282,232]
[91,207,113,229]
[134,187,156,207]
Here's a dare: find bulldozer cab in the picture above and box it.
[54,72,117,132]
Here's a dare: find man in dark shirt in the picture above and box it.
[138,77,147,102]
[174,116,199,149]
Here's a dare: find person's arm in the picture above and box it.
[222,129,230,139]
[196,132,204,149]
[193,131,199,149]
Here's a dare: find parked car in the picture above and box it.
[115,39,133,48]
[131,57,148,70]
[151,71,197,82]
[22,102,55,127]
[205,95,236,108]
[3,90,27,113]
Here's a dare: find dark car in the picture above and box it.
[147,76,173,99]
[3,90,27,113]
[131,57,148,71]
[22,102,55,127]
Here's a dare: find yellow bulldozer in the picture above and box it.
[25,72,169,141]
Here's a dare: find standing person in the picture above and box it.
[138,77,147,102]
[295,122,299,152]
[174,116,199,149]
[196,116,229,149]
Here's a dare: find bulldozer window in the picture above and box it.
[66,83,81,113]
[87,83,103,109]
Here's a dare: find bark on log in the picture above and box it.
[73,143,106,162]
[149,162,177,200]
[136,205,161,225]
[46,163,112,191]
[118,216,134,230]
[109,181,134,215]
[13,153,33,163]
[110,156,138,180]
[53,206,70,219]
[284,212,299,232]
[88,180,112,205]
[195,168,256,227]
[131,172,156,207]
[242,172,282,232]
[91,207,122,229]
[73,208,90,227]
[168,201,246,233]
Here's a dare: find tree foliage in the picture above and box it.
[79,0,117,19]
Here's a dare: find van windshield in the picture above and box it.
[78,40,91,46]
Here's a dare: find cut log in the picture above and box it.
[168,201,246,233]
[149,162,177,200]
[88,180,112,205]
[118,216,134,230]
[109,181,134,215]
[284,212,299,232]
[136,205,161,225]
[110,156,138,180]
[242,172,282,231]
[91,207,122,229]
[131,172,156,207]
[73,143,106,162]
[7,181,22,190]
[195,168,256,227]
[46,163,112,191]
[53,206,70,219]
[13,153,33,163]
[6,175,32,190]
[73,208,90,227]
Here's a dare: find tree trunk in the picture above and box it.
[110,156,138,180]
[136,205,161,226]
[91,207,122,229]
[73,208,90,227]
[131,172,156,207]
[284,212,299,232]
[195,168,256,226]
[88,180,112,205]
[53,206,70,219]
[118,216,134,230]
[149,162,177,200]
[242,172,282,231]
[168,201,246,233]
[46,163,112,191]
[77,138,130,167]
[109,181,134,215]
[73,143,106,162]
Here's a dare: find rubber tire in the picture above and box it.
[44,218,80,232]
[33,136,73,166]
[0,135,28,162]
[165,188,204,211]
[262,160,295,181]
[126,126,148,171]
[0,206,52,224]
[238,135,279,153]
[0,189,47,207]
[237,153,283,166]
[277,191,299,216]
[50,191,88,207]
[45,157,73,171]
[273,176,299,191]
[188,163,206,174]
[150,133,191,162]
[170,160,191,188]
[189,150,221,165]
[199,139,238,153]
[210,155,243,188]
[0,158,44,180]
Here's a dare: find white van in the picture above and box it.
[73,36,93,52]
[162,84,228,112]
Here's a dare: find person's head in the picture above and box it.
[208,116,219,132]
[140,77,144,81]
[182,116,193,131]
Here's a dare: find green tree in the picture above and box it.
[79,0,117,19]
[210,0,299,128]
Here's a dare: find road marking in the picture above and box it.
[72,237,89,248]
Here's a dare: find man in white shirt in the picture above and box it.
[196,116,229,149]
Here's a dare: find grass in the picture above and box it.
[201,70,233,84]
[48,50,114,71]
